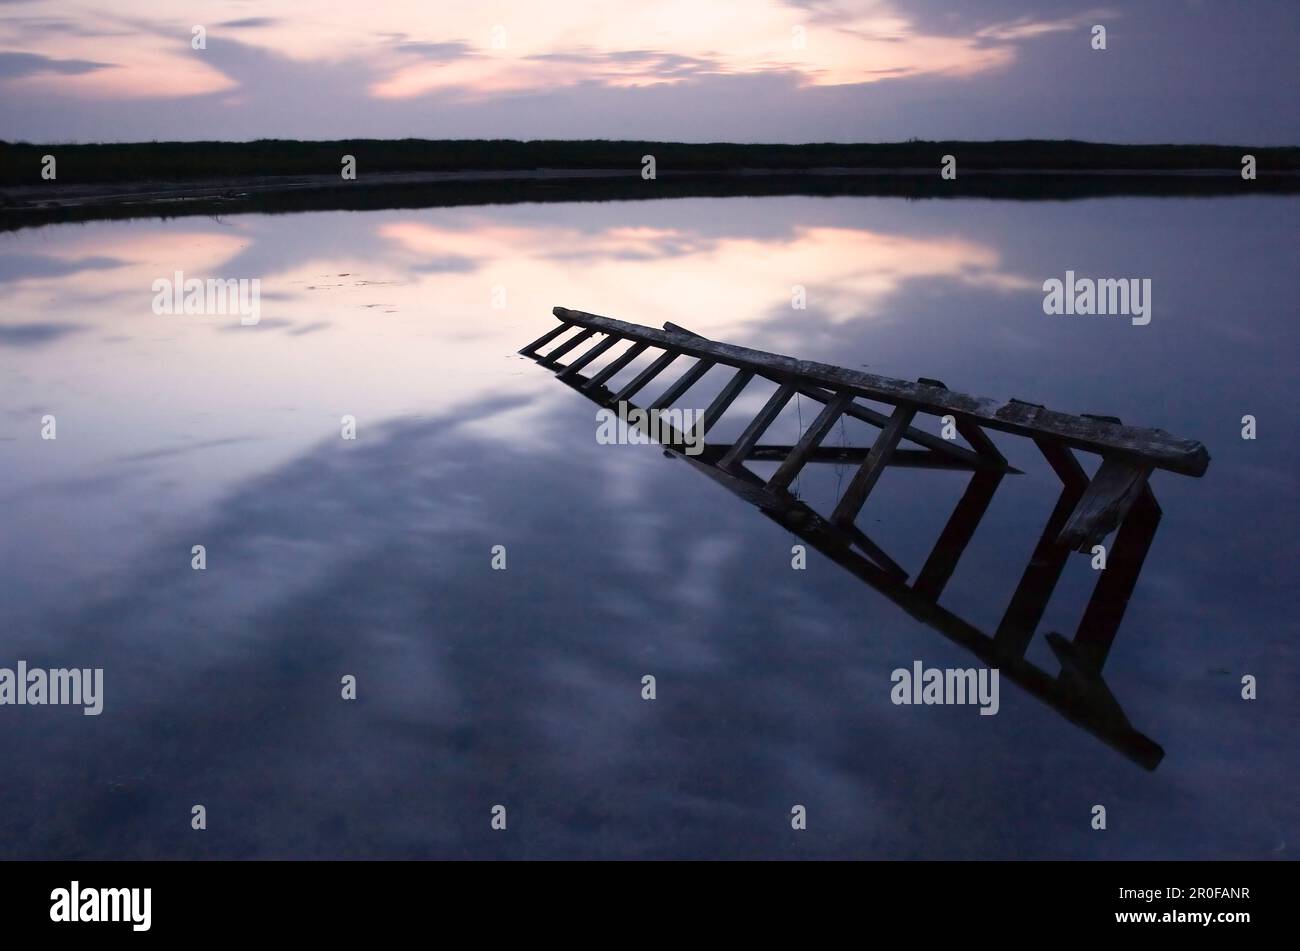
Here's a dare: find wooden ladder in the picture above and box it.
[520,307,1212,769]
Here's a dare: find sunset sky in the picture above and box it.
[0,0,1296,143]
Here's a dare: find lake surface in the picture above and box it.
[1,193,1296,858]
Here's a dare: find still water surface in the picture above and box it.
[0,195,1296,857]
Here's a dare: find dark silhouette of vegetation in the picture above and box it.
[3,139,1296,231]
[2,138,1298,186]
[5,168,1297,234]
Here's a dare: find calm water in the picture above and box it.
[1,195,1296,858]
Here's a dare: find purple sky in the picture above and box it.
[0,0,1296,143]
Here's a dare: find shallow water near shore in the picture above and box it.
[0,194,1296,858]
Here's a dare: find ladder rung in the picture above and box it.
[719,383,796,469]
[543,328,597,365]
[699,369,755,436]
[766,391,855,494]
[831,405,917,526]
[584,342,649,391]
[611,351,679,403]
[789,381,984,469]
[559,334,621,378]
[649,359,716,411]
[520,322,572,356]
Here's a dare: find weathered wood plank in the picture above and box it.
[830,404,917,526]
[558,333,621,378]
[1057,458,1153,552]
[719,383,796,469]
[766,391,855,494]
[554,307,1210,476]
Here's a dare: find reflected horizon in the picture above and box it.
[1,194,1296,858]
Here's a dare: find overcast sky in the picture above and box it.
[1,0,1296,144]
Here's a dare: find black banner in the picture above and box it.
[1,860,1282,938]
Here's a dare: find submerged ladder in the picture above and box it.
[521,307,1211,769]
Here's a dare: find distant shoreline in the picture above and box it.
[3,139,1298,231]
[5,138,1298,184]
[9,164,1297,209]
